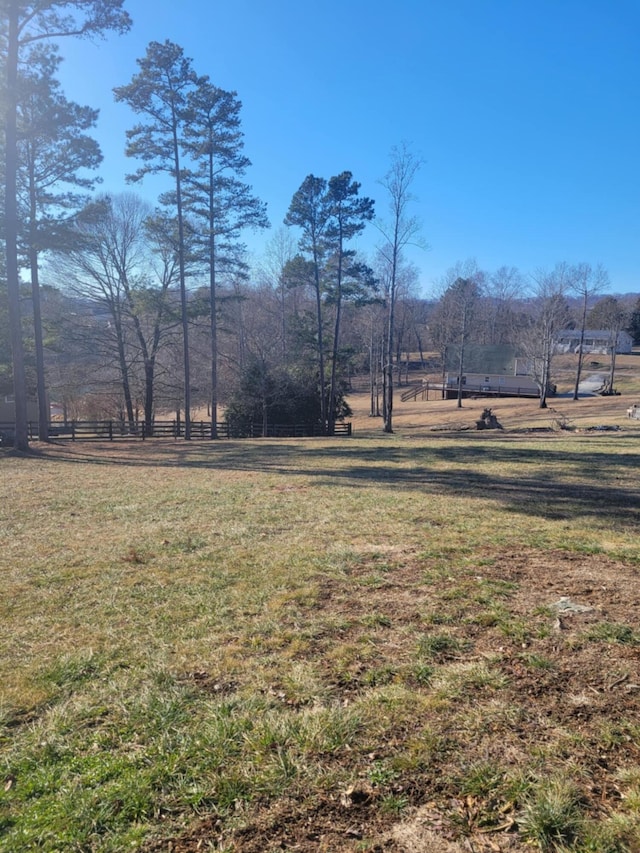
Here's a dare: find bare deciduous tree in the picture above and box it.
[524,263,572,408]
[483,265,525,345]
[587,295,629,395]
[570,262,609,400]
[430,259,484,407]
[55,193,179,431]
[376,142,425,433]
[258,227,298,363]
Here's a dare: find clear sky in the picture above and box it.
[56,0,640,295]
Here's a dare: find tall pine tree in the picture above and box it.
[2,0,131,449]
[17,44,103,439]
[324,172,374,433]
[114,40,197,438]
[182,80,269,437]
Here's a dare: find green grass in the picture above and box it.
[519,776,585,850]
[1,433,639,851]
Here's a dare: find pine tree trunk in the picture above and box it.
[4,2,29,450]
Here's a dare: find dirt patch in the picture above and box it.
[146,550,640,852]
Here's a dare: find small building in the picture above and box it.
[443,344,542,399]
[555,330,633,355]
[444,372,540,399]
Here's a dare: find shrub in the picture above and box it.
[224,359,351,433]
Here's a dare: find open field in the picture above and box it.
[362,350,640,438]
[1,385,640,851]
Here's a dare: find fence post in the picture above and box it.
[108,421,113,441]
[71,421,76,441]
[141,422,146,441]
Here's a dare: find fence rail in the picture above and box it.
[401,382,445,403]
[443,383,540,400]
[0,420,352,443]
[399,381,541,403]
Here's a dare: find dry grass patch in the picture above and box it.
[1,433,639,852]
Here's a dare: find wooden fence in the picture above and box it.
[401,382,445,402]
[400,380,541,403]
[1,420,352,443]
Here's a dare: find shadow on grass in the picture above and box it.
[15,434,640,528]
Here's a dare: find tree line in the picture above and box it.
[429,261,638,409]
[6,239,639,433]
[2,3,639,448]
[2,1,426,446]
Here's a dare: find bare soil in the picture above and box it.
[145,549,640,853]
[147,363,640,851]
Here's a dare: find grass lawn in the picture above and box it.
[1,410,639,851]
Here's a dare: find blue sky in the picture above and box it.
[56,0,640,295]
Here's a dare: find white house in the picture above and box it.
[555,329,633,355]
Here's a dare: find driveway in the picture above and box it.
[577,372,607,395]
